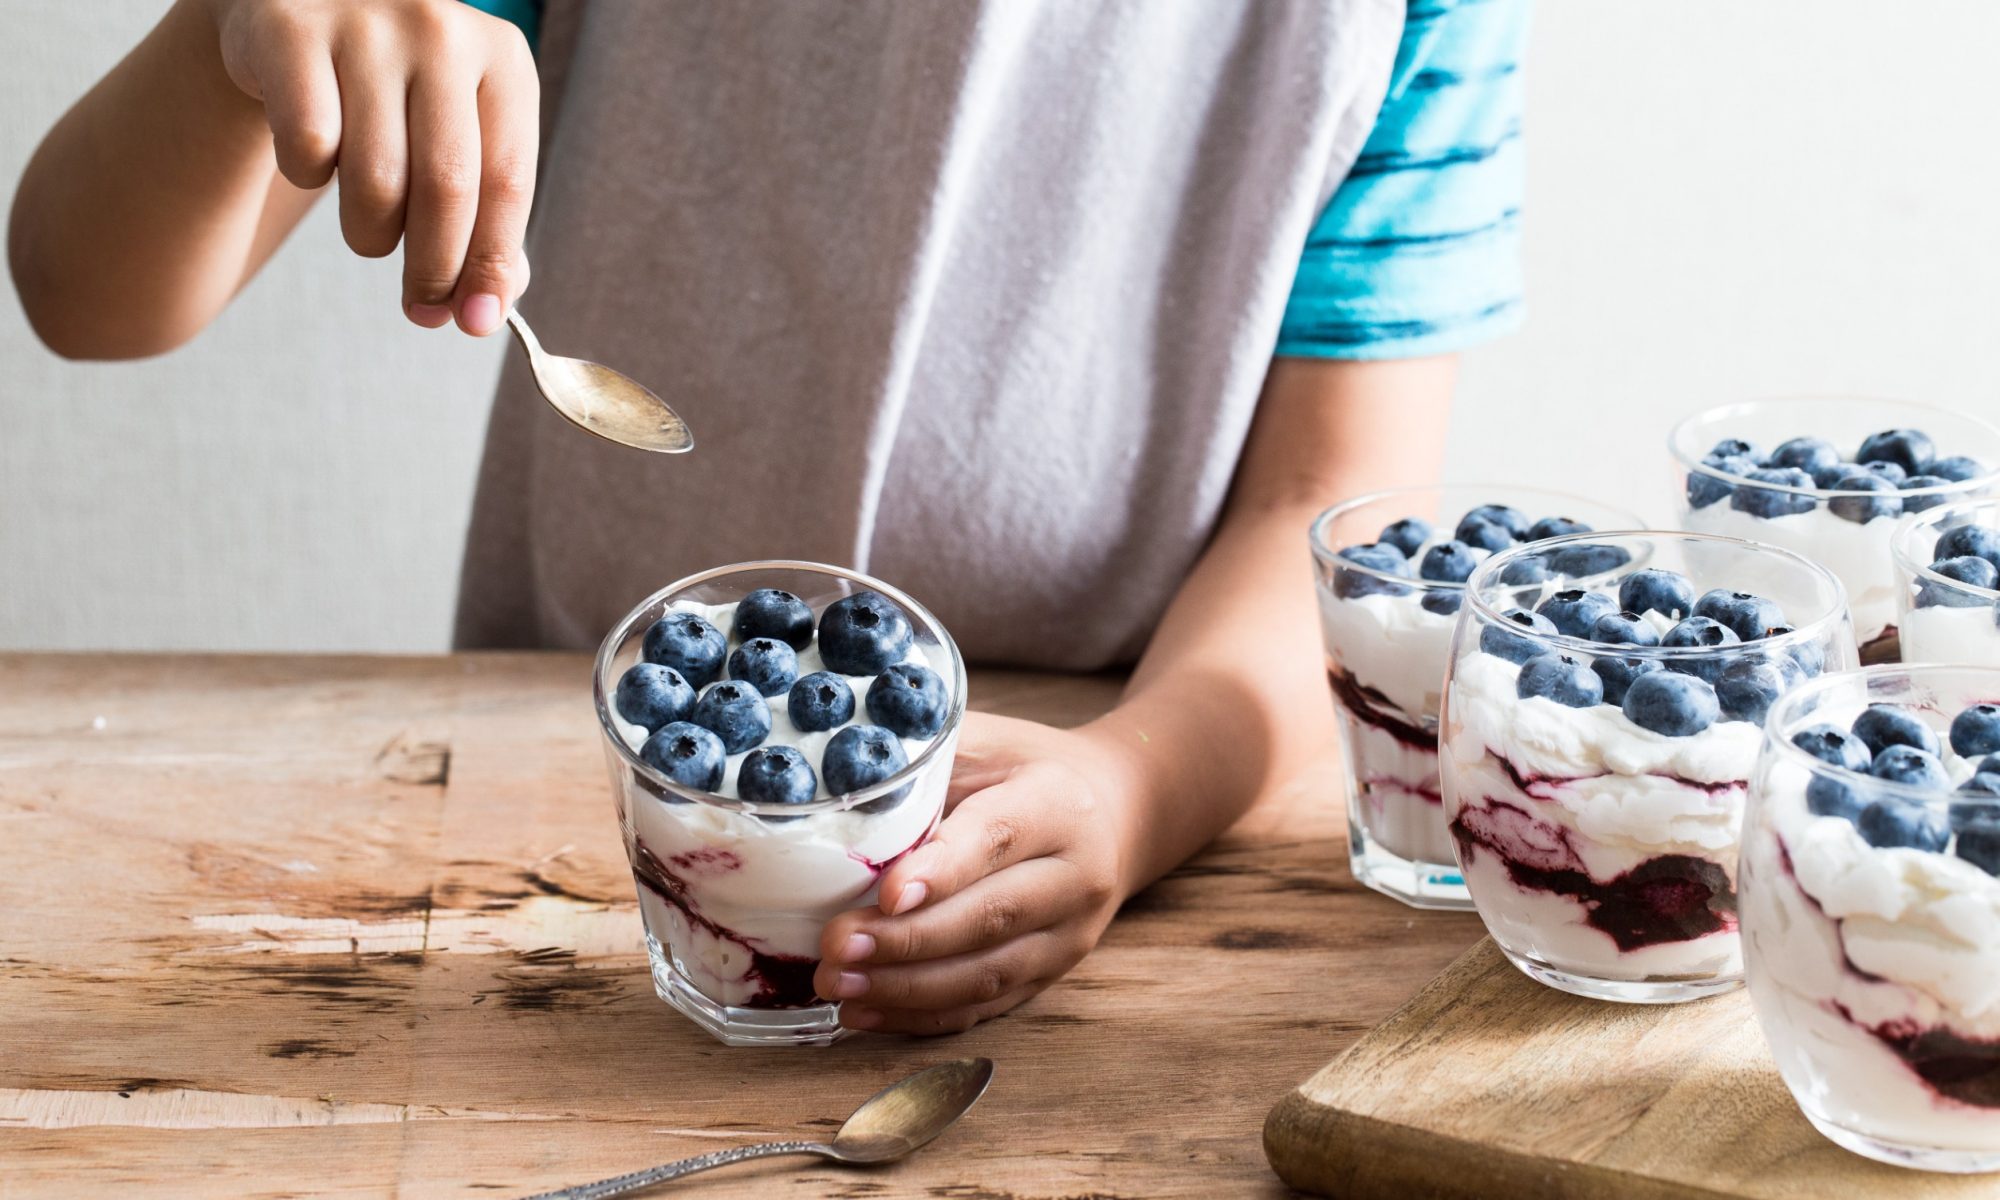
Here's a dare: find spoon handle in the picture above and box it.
[518,1141,829,1199]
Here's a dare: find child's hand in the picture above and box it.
[812,713,1138,1034]
[203,0,538,332]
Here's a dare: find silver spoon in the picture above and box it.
[519,1057,994,1199]
[506,310,693,454]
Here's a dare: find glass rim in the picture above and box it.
[592,559,970,817]
[1668,396,2000,499]
[1306,482,1649,591]
[1764,663,2000,810]
[1890,495,2000,602]
[1461,529,1853,662]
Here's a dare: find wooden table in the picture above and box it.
[0,654,1482,1198]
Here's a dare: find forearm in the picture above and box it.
[1087,355,1456,897]
[9,0,301,359]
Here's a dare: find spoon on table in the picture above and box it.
[518,1057,995,1199]
[506,310,694,454]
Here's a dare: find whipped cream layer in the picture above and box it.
[1744,751,2000,1150]
[1318,586,1461,721]
[1443,650,1759,981]
[1340,716,1454,865]
[1684,502,1898,648]
[1903,602,2000,669]
[609,598,955,1009]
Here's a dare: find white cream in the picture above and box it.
[1340,717,1454,865]
[1683,501,1900,647]
[1902,602,2000,669]
[608,598,956,1009]
[1744,752,2000,1153]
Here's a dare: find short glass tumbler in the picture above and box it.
[1440,531,1856,1003]
[1671,396,2000,663]
[1742,665,2000,1173]
[593,562,967,1047]
[1893,496,2000,668]
[1310,486,1644,909]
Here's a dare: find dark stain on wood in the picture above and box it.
[263,1038,357,1059]
[476,948,628,1012]
[374,731,451,786]
[228,956,422,1013]
[1213,928,1307,951]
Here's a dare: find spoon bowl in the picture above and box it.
[507,311,693,454]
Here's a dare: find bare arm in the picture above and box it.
[9,0,537,360]
[813,355,1455,1033]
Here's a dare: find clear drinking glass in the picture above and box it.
[593,561,967,1047]
[1742,665,2000,1172]
[1440,531,1856,1003]
[1893,496,2000,667]
[1309,486,1645,909]
[1670,397,2000,663]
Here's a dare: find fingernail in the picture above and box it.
[839,932,875,963]
[842,1006,882,1030]
[460,293,502,335]
[889,881,928,917]
[835,971,870,999]
[408,303,452,328]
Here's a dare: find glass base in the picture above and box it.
[1499,946,1742,1004]
[1349,823,1472,911]
[1806,1110,2000,1174]
[647,936,852,1047]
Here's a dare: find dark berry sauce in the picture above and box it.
[631,841,819,1009]
[1328,668,1437,752]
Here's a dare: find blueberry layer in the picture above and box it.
[631,841,821,1009]
[1329,668,1437,752]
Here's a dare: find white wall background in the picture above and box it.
[4,1,1998,652]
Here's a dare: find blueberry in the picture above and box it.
[642,612,728,688]
[1793,723,1874,772]
[1687,453,1759,509]
[1981,754,2000,778]
[1932,455,1989,483]
[1526,516,1593,541]
[1498,554,1552,587]
[1769,436,1842,476]
[727,637,799,698]
[1826,470,1902,524]
[1899,475,1952,513]
[1807,776,1866,821]
[1536,589,1620,639]
[1917,556,2000,608]
[1592,656,1661,706]
[787,671,856,733]
[1619,569,1698,620]
[865,663,949,739]
[639,722,726,793]
[1516,653,1605,708]
[732,589,814,651]
[615,663,696,732]
[1591,611,1661,647]
[1856,797,1950,851]
[1860,460,1909,485]
[1547,543,1634,577]
[1950,704,2000,758]
[1715,657,1792,724]
[1809,460,1859,489]
[1455,517,1515,553]
[691,681,772,754]
[1936,525,2000,573]
[1480,608,1560,665]
[1857,428,1936,476]
[1622,671,1720,737]
[817,591,916,675]
[1419,541,1480,583]
[1851,703,1941,757]
[738,745,818,809]
[1960,775,2000,802]
[1693,589,1787,642]
[1869,744,1952,791]
[1420,590,1464,616]
[1377,517,1433,559]
[1768,628,1825,678]
[1730,467,1818,518]
[1956,818,2000,876]
[1461,504,1531,539]
[822,724,910,795]
[1708,437,1763,461]
[1333,543,1411,600]
[1660,616,1741,683]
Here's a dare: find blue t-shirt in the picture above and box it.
[464,0,1525,362]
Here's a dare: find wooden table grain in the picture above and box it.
[0,654,1482,1198]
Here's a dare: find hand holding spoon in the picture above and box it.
[518,1057,994,1199]
[507,310,693,454]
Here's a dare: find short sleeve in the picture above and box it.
[1276,0,1530,361]
[460,0,541,47]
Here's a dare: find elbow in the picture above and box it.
[8,205,198,362]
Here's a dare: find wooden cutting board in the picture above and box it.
[1264,938,2000,1199]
